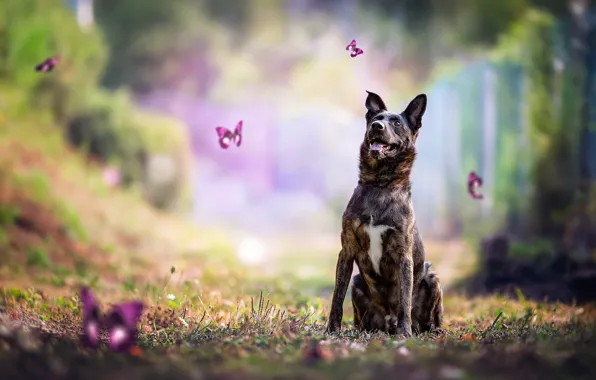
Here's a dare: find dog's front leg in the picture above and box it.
[396,254,414,337]
[326,246,355,334]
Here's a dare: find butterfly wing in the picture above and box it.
[346,39,356,50]
[106,301,144,352]
[215,127,230,138]
[216,127,233,149]
[80,287,101,349]
[351,48,363,57]
[467,172,484,199]
[35,61,48,72]
[233,120,243,147]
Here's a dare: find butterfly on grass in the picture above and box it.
[80,287,144,353]
[215,120,243,149]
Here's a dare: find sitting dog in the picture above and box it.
[326,91,443,337]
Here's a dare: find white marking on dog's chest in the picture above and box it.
[363,216,394,275]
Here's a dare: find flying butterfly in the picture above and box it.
[467,171,484,200]
[345,39,363,58]
[80,287,144,353]
[35,56,60,73]
[215,120,243,149]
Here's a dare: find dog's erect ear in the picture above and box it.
[365,91,387,118]
[403,94,427,131]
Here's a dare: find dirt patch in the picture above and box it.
[457,234,596,304]
[0,169,116,288]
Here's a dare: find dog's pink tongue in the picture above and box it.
[370,143,384,151]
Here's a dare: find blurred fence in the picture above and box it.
[414,11,596,239]
[413,61,528,238]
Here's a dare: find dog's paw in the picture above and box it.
[398,323,413,339]
[325,321,342,335]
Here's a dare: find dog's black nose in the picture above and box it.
[371,121,384,131]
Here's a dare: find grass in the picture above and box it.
[1,94,596,379]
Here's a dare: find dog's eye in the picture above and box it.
[393,120,401,127]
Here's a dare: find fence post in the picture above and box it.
[481,64,498,218]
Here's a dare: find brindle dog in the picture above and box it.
[326,91,443,337]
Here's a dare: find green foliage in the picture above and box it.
[122,279,136,293]
[14,170,51,201]
[482,9,587,239]
[0,205,19,226]
[0,229,8,249]
[1,0,192,212]
[94,0,210,93]
[453,65,484,233]
[55,201,87,242]
[1,0,107,122]
[520,11,583,238]
[64,88,191,209]
[508,239,556,259]
[26,246,50,268]
[492,63,527,229]
[65,88,147,186]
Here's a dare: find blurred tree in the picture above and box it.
[203,0,248,33]
[355,0,576,80]
[93,0,210,94]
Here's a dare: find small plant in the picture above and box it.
[20,170,51,201]
[26,246,50,268]
[0,204,19,225]
[56,202,87,242]
[0,229,8,248]
[122,279,136,293]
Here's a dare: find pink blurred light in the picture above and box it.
[102,167,121,188]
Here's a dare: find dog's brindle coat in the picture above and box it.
[326,91,443,337]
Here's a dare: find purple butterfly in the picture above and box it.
[467,171,484,200]
[35,56,60,73]
[80,287,101,349]
[345,39,363,58]
[215,120,243,149]
[79,287,144,353]
[105,301,144,352]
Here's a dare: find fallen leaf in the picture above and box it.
[129,346,143,357]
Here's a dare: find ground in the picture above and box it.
[1,106,596,380]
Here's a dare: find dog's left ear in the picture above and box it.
[403,94,427,131]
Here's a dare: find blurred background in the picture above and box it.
[1,0,596,302]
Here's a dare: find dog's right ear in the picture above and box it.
[365,91,387,119]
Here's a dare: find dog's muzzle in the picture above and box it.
[368,121,391,152]
[370,121,385,131]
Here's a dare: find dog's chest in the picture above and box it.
[362,216,395,275]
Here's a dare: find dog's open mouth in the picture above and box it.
[368,140,396,154]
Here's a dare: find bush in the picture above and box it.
[65,88,192,210]
[2,0,192,212]
[1,0,107,122]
